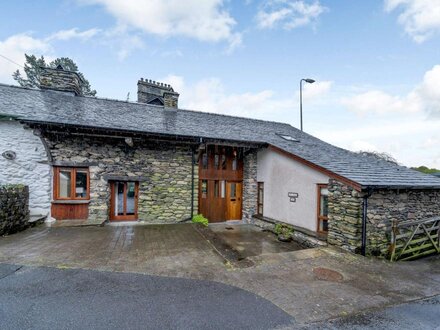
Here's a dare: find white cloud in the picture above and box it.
[318,116,440,167]
[256,0,327,30]
[385,0,440,43]
[0,33,52,83]
[302,80,333,100]
[160,75,294,117]
[46,28,101,41]
[349,140,379,152]
[102,26,146,60]
[0,27,106,83]
[341,64,440,116]
[80,0,241,49]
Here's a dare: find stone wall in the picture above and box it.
[327,179,440,256]
[366,189,440,256]
[45,133,196,223]
[327,179,363,253]
[40,67,83,95]
[0,185,30,235]
[242,150,258,223]
[0,121,51,217]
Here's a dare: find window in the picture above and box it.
[202,153,208,169]
[232,150,238,171]
[214,180,219,197]
[201,180,208,198]
[214,154,219,169]
[277,134,299,142]
[257,182,264,215]
[317,185,329,232]
[230,183,237,200]
[54,167,89,200]
[220,180,226,198]
[221,154,227,170]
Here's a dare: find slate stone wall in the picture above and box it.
[40,67,83,95]
[0,185,30,235]
[44,134,196,223]
[327,179,363,253]
[327,179,440,256]
[242,150,258,223]
[366,189,440,256]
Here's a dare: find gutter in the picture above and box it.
[361,187,374,256]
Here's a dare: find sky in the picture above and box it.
[0,0,439,168]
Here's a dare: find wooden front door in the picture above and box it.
[226,182,242,220]
[110,181,139,221]
[198,145,244,222]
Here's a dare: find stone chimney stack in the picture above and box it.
[137,78,179,108]
[39,65,83,96]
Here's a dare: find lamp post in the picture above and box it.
[299,78,315,131]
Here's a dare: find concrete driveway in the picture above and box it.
[0,223,439,326]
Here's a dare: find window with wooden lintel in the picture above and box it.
[53,167,90,200]
[257,182,264,215]
[317,184,329,233]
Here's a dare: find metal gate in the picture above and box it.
[390,216,440,261]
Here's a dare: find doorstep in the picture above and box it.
[45,219,106,228]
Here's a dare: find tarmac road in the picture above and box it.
[0,264,295,330]
[308,295,440,330]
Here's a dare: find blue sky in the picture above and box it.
[1,0,439,168]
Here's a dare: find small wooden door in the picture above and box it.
[226,182,242,220]
[110,181,139,221]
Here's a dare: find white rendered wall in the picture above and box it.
[0,121,51,217]
[257,148,329,232]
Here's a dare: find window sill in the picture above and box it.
[51,200,90,205]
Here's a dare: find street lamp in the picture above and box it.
[299,78,315,131]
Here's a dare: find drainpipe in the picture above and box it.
[361,188,374,256]
[190,145,195,219]
[179,140,201,223]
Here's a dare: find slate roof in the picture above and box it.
[1,83,440,190]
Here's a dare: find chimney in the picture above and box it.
[39,65,83,96]
[137,78,179,108]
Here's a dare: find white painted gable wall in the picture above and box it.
[0,121,51,217]
[257,148,329,232]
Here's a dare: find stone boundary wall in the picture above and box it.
[0,185,30,235]
[253,216,327,248]
[327,179,440,256]
[242,150,258,223]
[366,189,440,256]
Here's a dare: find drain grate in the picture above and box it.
[313,267,344,282]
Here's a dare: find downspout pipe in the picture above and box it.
[190,145,195,219]
[179,142,199,223]
[361,188,374,256]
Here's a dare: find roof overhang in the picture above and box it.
[360,184,440,191]
[21,119,266,149]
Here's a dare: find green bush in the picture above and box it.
[192,214,209,226]
[274,223,293,237]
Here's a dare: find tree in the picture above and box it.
[357,151,399,165]
[411,166,440,174]
[12,54,97,96]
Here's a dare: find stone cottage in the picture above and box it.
[1,66,439,256]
